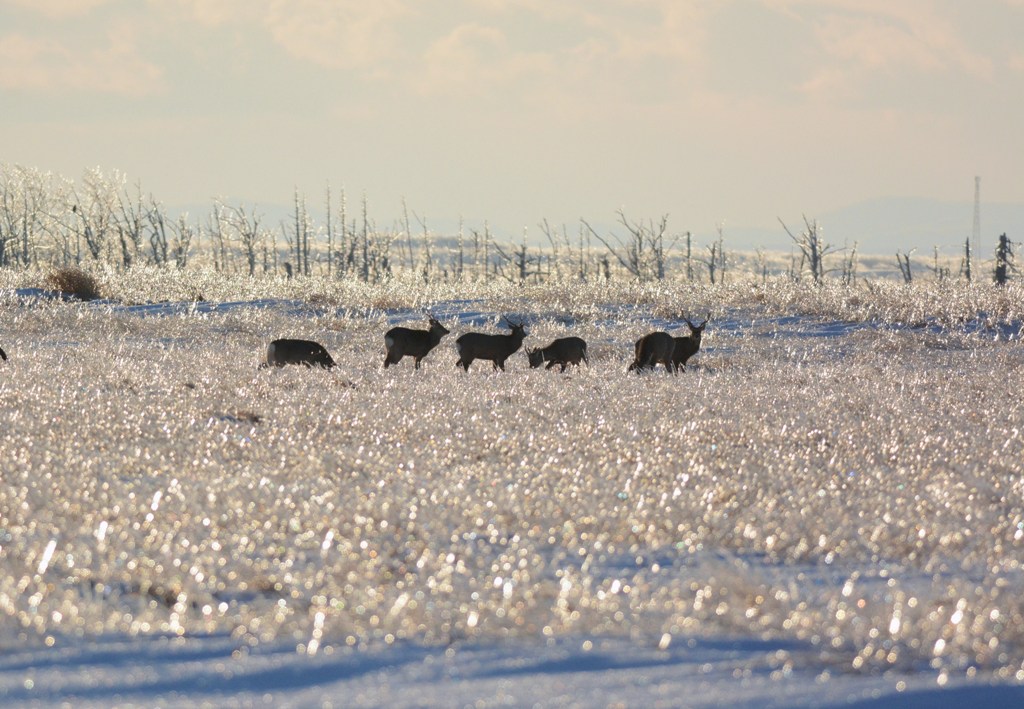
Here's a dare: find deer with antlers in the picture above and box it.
[671,315,709,372]
[383,315,450,369]
[456,316,527,371]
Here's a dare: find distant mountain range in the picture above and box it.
[730,196,1024,256]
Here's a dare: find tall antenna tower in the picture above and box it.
[973,176,981,263]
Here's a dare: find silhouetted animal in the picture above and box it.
[261,339,335,369]
[628,332,675,373]
[456,317,527,371]
[671,316,708,372]
[527,337,588,373]
[384,316,450,369]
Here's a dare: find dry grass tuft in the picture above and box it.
[45,266,104,301]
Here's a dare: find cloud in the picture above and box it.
[168,0,254,27]
[416,22,556,98]
[3,0,114,19]
[767,3,992,77]
[260,0,411,71]
[821,11,990,76]
[0,29,163,95]
[406,1,707,109]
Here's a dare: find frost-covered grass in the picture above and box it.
[4,264,1024,329]
[1,271,1024,700]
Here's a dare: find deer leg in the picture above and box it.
[545,361,557,370]
[559,363,568,373]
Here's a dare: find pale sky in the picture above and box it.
[1,0,1022,248]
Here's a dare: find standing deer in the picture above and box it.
[261,339,335,369]
[628,331,675,373]
[671,315,709,372]
[456,316,527,371]
[527,337,588,372]
[384,316,450,369]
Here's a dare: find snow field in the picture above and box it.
[1,275,1024,704]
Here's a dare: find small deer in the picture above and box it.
[261,338,335,369]
[384,316,450,369]
[628,332,675,374]
[671,315,708,372]
[456,316,527,371]
[527,337,588,373]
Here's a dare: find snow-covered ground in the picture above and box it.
[3,632,1024,707]
[2,280,1024,707]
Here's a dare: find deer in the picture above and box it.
[627,331,675,374]
[383,315,450,369]
[527,337,588,373]
[456,316,527,371]
[260,338,335,369]
[671,315,709,372]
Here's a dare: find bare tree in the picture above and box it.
[411,208,433,282]
[493,233,542,283]
[696,226,726,284]
[325,184,334,277]
[960,237,972,282]
[779,216,836,283]
[72,168,123,262]
[684,230,693,281]
[289,190,312,276]
[0,164,47,267]
[841,241,859,286]
[147,197,170,265]
[114,180,149,269]
[896,249,915,283]
[931,246,950,281]
[702,240,721,284]
[208,205,228,272]
[168,214,195,269]
[582,211,674,281]
[219,203,263,276]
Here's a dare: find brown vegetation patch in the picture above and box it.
[46,266,103,301]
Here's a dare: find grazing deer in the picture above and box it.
[456,316,527,371]
[384,316,450,369]
[261,339,335,369]
[628,332,675,373]
[527,337,588,373]
[671,315,709,372]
